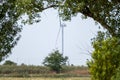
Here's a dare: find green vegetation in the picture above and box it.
[0,0,22,62]
[43,50,68,73]
[0,77,90,80]
[87,31,120,80]
[0,65,89,77]
[16,0,120,37]
[3,60,17,66]
[0,65,49,77]
[112,67,120,80]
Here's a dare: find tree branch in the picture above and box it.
[41,4,116,37]
[42,5,59,10]
[80,6,116,37]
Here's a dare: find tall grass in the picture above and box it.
[0,65,89,77]
[0,77,90,80]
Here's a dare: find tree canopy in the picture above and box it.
[0,0,22,62]
[87,31,120,80]
[17,0,120,37]
[0,0,120,61]
[43,50,68,73]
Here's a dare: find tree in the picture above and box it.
[3,60,17,66]
[43,50,68,73]
[0,0,22,62]
[58,0,120,37]
[16,0,120,37]
[0,0,43,61]
[87,31,120,80]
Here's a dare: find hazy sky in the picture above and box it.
[2,8,101,66]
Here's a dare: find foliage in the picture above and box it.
[0,0,22,62]
[3,60,17,66]
[112,67,120,80]
[16,0,120,37]
[87,31,120,80]
[43,50,68,73]
[0,0,43,61]
[58,0,120,37]
[15,0,43,24]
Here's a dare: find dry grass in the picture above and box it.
[0,77,90,80]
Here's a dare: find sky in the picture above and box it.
[2,8,101,66]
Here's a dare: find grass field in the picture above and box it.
[0,77,90,80]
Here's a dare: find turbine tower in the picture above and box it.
[61,23,66,55]
[59,17,66,54]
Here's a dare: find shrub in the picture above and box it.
[43,50,68,73]
[87,32,120,80]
